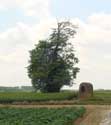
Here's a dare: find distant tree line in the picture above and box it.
[0,86,34,92]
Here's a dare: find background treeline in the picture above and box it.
[0,86,34,92]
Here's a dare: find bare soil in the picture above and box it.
[74,105,111,125]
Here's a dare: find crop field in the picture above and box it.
[0,90,110,104]
[0,107,85,125]
[79,90,111,104]
[0,92,76,103]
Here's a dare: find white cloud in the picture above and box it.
[0,0,53,86]
[72,13,111,89]
[0,18,57,86]
[17,0,51,17]
[0,0,16,10]
[0,0,51,18]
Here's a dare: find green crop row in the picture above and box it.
[0,92,77,103]
[0,107,85,125]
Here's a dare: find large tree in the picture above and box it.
[27,21,80,92]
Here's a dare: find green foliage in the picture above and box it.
[76,90,111,105]
[0,92,76,103]
[0,107,85,125]
[27,21,79,92]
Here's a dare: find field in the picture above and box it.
[0,90,110,104]
[0,92,76,103]
[0,90,110,124]
[78,90,111,105]
[0,107,85,125]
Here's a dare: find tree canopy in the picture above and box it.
[27,21,80,92]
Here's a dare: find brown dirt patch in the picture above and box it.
[74,105,111,125]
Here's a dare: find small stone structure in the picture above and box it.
[79,82,93,99]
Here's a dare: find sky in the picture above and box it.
[0,0,111,89]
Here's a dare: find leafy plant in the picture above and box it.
[0,107,85,125]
